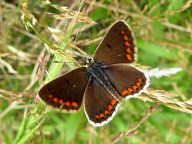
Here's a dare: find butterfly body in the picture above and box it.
[38,20,149,127]
[86,61,122,102]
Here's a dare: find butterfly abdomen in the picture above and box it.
[87,62,121,101]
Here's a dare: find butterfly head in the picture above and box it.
[85,57,93,66]
[77,56,93,67]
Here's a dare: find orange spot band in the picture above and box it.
[48,94,53,99]
[72,102,78,108]
[108,105,113,111]
[65,101,70,107]
[100,113,105,118]
[59,99,64,104]
[136,82,142,87]
[121,30,125,35]
[121,89,128,96]
[111,98,117,106]
[123,35,129,41]
[126,54,132,61]
[126,47,132,54]
[128,88,134,93]
[132,85,138,91]
[53,97,58,103]
[96,115,99,119]
[124,41,130,47]
[104,110,110,115]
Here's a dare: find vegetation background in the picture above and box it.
[0,0,192,143]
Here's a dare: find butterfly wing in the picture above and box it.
[84,77,120,127]
[38,67,89,112]
[93,20,137,65]
[103,64,149,99]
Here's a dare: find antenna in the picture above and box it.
[87,32,91,55]
[53,60,82,67]
[53,61,69,63]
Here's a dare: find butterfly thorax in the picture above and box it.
[87,62,122,102]
[86,62,106,80]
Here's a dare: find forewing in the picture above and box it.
[94,20,137,65]
[84,77,120,127]
[104,64,149,99]
[38,67,89,112]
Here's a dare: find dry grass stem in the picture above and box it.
[0,89,34,101]
[112,102,161,143]
[76,36,102,46]
[140,89,192,114]
[180,0,192,12]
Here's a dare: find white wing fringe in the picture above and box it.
[144,67,182,78]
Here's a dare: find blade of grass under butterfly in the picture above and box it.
[45,1,84,83]
[15,0,85,143]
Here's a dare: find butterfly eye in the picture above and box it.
[85,58,92,64]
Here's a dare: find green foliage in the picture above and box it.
[90,8,108,21]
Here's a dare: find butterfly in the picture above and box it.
[38,20,149,127]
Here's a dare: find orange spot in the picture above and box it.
[65,101,70,107]
[121,30,125,35]
[136,82,141,87]
[121,89,128,96]
[104,110,110,115]
[48,94,53,99]
[53,97,58,103]
[133,85,138,91]
[58,99,64,104]
[96,115,99,120]
[100,113,105,118]
[72,102,78,108]
[126,54,132,61]
[123,35,129,41]
[124,41,130,47]
[111,98,117,106]
[126,47,132,53]
[128,88,134,93]
[108,105,113,111]
[139,79,143,82]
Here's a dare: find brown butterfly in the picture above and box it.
[38,20,149,127]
